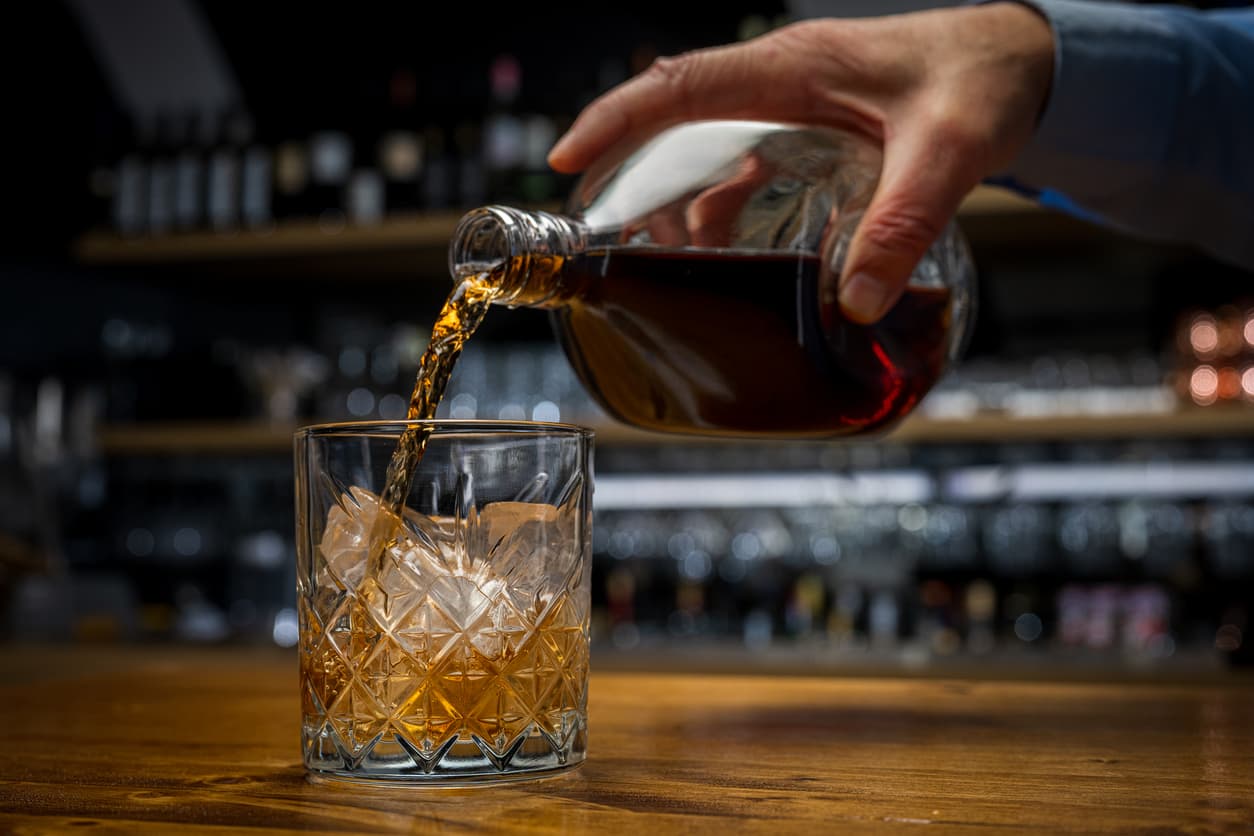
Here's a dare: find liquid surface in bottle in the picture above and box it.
[549,248,952,438]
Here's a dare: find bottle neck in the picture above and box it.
[448,206,586,308]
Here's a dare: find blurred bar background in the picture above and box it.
[2,0,1251,677]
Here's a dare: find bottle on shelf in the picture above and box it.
[347,168,385,226]
[421,125,454,210]
[481,54,559,205]
[307,124,353,228]
[173,110,207,232]
[148,112,181,235]
[342,76,387,226]
[378,68,424,215]
[144,110,176,236]
[240,121,274,231]
[273,135,310,221]
[448,120,975,438]
[519,113,558,204]
[964,579,997,654]
[112,112,150,238]
[483,54,525,203]
[206,108,252,233]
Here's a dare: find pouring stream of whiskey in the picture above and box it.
[366,270,502,579]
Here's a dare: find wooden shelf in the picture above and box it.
[885,406,1254,445]
[75,211,467,265]
[74,187,1057,270]
[98,422,300,455]
[96,406,1254,457]
[555,408,1254,446]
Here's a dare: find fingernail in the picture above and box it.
[839,272,889,323]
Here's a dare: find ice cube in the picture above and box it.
[318,486,377,590]
[318,490,580,645]
[319,486,447,593]
[478,500,579,612]
[480,501,561,545]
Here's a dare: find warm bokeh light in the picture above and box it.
[1241,366,1254,401]
[1189,314,1220,359]
[1244,310,1254,350]
[1190,365,1219,405]
[1217,366,1241,401]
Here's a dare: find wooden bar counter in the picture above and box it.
[2,646,1252,833]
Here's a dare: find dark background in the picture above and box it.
[0,1,1249,669]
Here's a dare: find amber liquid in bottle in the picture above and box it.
[540,247,952,438]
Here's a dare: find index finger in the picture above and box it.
[548,38,807,173]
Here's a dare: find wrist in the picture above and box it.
[965,1,1056,121]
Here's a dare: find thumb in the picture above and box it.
[839,130,974,324]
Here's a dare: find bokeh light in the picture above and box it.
[1189,314,1220,359]
[1189,365,1219,405]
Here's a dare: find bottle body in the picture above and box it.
[549,247,951,437]
[449,121,974,438]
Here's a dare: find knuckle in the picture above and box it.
[863,203,944,255]
[644,53,699,116]
[751,35,790,66]
[647,53,695,90]
[927,109,991,163]
[776,18,849,51]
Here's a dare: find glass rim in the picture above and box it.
[294,418,596,441]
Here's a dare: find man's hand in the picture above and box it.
[548,3,1053,323]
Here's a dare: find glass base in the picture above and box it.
[306,760,584,789]
[302,725,587,786]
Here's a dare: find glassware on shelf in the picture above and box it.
[239,347,329,424]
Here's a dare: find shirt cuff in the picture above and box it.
[980,0,1184,198]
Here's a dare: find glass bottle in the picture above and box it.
[449,120,975,438]
[173,110,207,232]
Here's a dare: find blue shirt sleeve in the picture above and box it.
[986,0,1254,269]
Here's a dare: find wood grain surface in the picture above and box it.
[1,646,1252,834]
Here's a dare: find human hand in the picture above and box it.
[549,3,1053,323]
